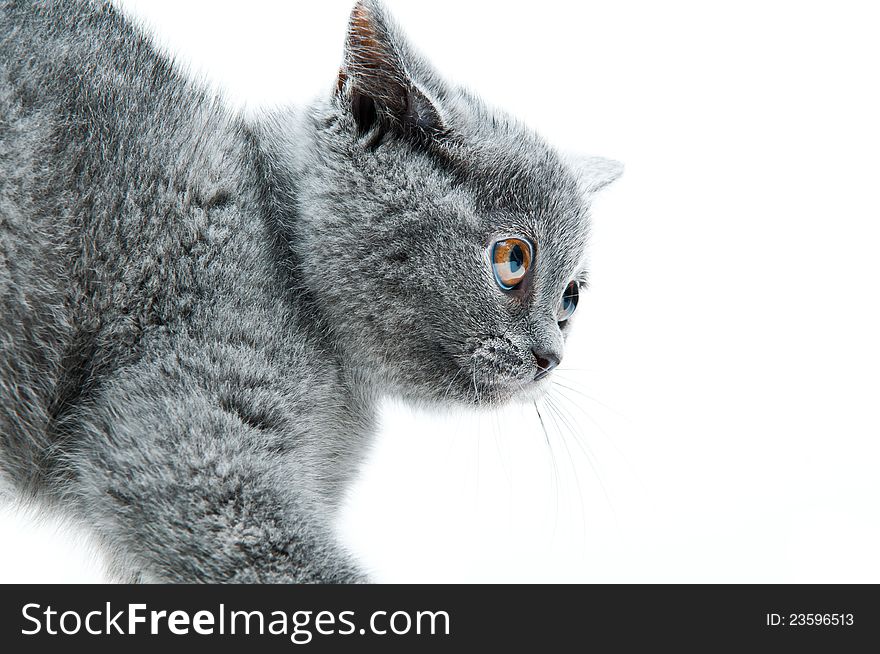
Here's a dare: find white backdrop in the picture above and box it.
[1,0,878,583]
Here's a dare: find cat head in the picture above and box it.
[268,0,621,408]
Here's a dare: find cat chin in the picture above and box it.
[445,377,550,410]
[509,379,555,406]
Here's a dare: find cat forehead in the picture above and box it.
[441,98,585,216]
[449,120,589,244]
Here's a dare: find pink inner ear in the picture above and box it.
[336,1,445,138]
[349,2,384,65]
[340,2,399,98]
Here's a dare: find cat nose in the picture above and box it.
[532,349,560,381]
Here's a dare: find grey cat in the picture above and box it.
[0,0,621,582]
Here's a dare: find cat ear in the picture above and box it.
[569,155,625,193]
[336,0,444,139]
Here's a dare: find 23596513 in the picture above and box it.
[766,613,854,627]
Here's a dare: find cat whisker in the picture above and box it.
[440,366,466,403]
[549,383,645,496]
[545,392,619,529]
[471,360,482,409]
[550,377,628,421]
[541,396,588,548]
[491,407,512,487]
[554,367,599,373]
[533,400,561,543]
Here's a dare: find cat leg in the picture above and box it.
[56,370,365,584]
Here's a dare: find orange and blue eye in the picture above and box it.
[557,280,579,323]
[491,237,533,291]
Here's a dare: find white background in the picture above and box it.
[1,0,879,583]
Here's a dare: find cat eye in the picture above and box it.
[491,237,533,291]
[557,281,579,323]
